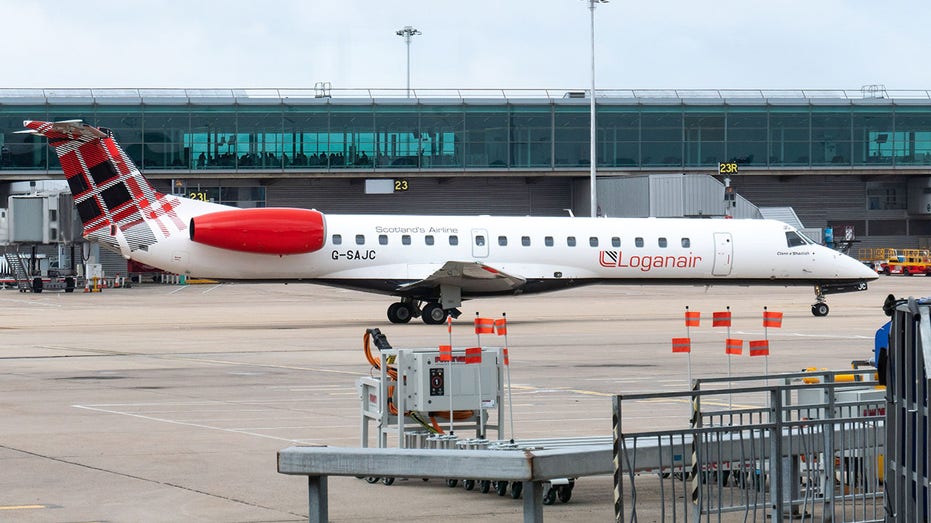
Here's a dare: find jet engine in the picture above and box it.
[189,208,325,255]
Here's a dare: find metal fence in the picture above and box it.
[885,297,931,522]
[613,370,886,522]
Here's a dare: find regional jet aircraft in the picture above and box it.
[20,120,878,323]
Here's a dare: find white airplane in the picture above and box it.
[20,120,878,323]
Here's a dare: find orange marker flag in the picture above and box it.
[712,311,732,327]
[447,315,453,334]
[474,317,494,334]
[502,348,509,366]
[763,311,783,328]
[494,318,507,336]
[672,337,691,353]
[749,340,770,357]
[685,311,701,327]
[465,347,482,364]
[725,338,743,355]
[439,344,452,362]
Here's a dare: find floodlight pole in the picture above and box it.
[396,26,422,98]
[587,0,607,217]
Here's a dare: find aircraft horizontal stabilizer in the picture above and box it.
[399,261,525,295]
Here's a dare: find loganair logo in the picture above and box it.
[599,250,703,272]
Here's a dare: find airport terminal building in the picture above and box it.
[1,87,930,251]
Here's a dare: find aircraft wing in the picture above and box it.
[398,261,526,295]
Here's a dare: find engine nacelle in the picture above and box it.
[190,208,326,255]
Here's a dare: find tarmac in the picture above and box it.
[0,276,921,522]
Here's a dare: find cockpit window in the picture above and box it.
[785,231,809,248]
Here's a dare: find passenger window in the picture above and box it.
[475,235,485,246]
[545,236,554,247]
[402,235,411,245]
[498,236,508,246]
[355,234,365,245]
[785,231,807,248]
[681,238,690,248]
[635,237,644,248]
[332,234,342,245]
[612,237,620,248]
[449,235,459,246]
[589,237,598,247]
[379,234,388,245]
[425,235,434,246]
[658,237,667,248]
[522,236,531,246]
[567,236,577,247]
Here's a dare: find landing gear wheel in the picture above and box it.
[510,481,523,499]
[495,481,509,496]
[463,479,475,491]
[421,302,448,325]
[446,479,458,488]
[543,486,557,505]
[387,302,414,324]
[811,303,830,317]
[479,480,491,493]
[365,476,380,484]
[381,477,395,486]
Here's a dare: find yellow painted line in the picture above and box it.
[0,504,48,510]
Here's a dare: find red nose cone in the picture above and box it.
[190,208,326,255]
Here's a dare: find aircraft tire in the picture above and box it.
[387,302,413,324]
[811,303,829,317]
[421,302,448,325]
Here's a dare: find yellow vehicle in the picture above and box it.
[882,249,931,276]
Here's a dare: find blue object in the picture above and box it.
[874,321,891,365]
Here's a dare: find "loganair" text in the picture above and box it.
[599,250,703,272]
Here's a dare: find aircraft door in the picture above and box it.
[471,229,489,258]
[712,232,732,276]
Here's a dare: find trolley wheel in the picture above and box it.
[543,486,557,505]
[381,477,395,486]
[446,479,458,488]
[557,484,573,503]
[510,481,523,499]
[495,481,509,496]
[479,480,491,493]
[463,479,475,491]
[365,476,380,484]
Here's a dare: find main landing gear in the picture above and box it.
[386,299,461,325]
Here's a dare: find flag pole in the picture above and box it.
[726,306,732,410]
[474,312,485,439]
[447,316,455,436]
[500,313,515,442]
[684,306,693,386]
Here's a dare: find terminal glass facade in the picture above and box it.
[4,90,931,172]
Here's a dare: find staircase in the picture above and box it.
[758,207,805,230]
[3,253,33,292]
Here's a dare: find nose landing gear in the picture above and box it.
[811,285,830,317]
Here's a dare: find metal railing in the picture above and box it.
[613,370,886,522]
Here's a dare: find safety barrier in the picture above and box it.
[884,296,931,521]
[613,370,886,522]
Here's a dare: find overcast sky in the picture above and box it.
[5,0,931,92]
